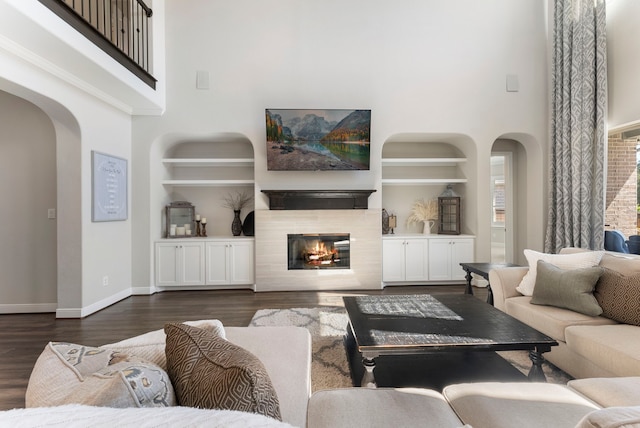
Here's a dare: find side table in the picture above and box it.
[459,262,521,305]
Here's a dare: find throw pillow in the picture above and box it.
[101,319,226,370]
[530,260,604,316]
[25,342,175,408]
[164,322,282,421]
[517,249,604,296]
[594,269,640,326]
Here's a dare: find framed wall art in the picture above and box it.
[92,151,128,222]
[265,109,371,171]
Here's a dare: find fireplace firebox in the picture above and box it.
[287,233,350,270]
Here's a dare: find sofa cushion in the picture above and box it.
[531,260,603,316]
[101,319,225,370]
[164,322,281,420]
[307,388,463,428]
[575,406,640,428]
[225,327,311,428]
[505,296,616,342]
[599,252,640,275]
[595,269,640,326]
[565,324,640,377]
[25,342,175,408]
[569,377,640,407]
[443,382,599,428]
[517,249,604,296]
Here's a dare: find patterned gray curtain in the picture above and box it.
[545,0,607,253]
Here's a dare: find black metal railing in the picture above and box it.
[38,0,156,89]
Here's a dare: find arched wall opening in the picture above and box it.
[490,133,545,264]
[147,132,255,289]
[0,79,82,314]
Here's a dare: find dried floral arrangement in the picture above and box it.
[406,198,438,225]
[223,190,253,211]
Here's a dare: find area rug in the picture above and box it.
[249,307,353,392]
[248,307,572,392]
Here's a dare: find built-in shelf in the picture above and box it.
[162,156,255,187]
[381,154,467,185]
[381,157,467,167]
[381,178,468,185]
[162,158,254,167]
[162,179,255,186]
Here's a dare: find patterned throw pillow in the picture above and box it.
[25,342,175,408]
[164,322,282,421]
[595,269,640,326]
[517,249,604,296]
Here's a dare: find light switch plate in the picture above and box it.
[506,74,519,92]
[196,70,210,90]
[48,208,56,219]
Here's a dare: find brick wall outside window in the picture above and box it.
[605,134,638,238]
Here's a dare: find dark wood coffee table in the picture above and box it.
[460,262,521,305]
[343,294,558,389]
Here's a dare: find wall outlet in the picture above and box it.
[47,208,56,219]
[102,276,109,286]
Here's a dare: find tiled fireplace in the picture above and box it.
[254,209,382,292]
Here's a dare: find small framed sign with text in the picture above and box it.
[92,151,128,222]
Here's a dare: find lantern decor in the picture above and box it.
[438,184,461,235]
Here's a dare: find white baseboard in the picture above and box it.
[56,288,132,318]
[0,303,57,314]
[132,286,156,295]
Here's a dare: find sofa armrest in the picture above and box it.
[489,267,528,312]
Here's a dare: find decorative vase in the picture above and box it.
[382,209,390,234]
[231,210,243,236]
[423,220,435,235]
[242,211,255,237]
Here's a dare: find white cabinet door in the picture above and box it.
[205,240,255,286]
[382,238,429,282]
[205,241,229,285]
[428,238,474,281]
[427,239,452,281]
[155,243,180,286]
[382,239,406,282]
[155,242,205,286]
[228,240,255,285]
[180,242,206,285]
[449,238,474,281]
[404,239,429,281]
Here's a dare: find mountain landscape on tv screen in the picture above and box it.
[266,109,371,171]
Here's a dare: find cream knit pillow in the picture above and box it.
[516,249,604,296]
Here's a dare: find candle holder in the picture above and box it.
[195,220,202,237]
[201,222,207,237]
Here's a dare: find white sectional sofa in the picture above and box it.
[4,293,640,428]
[489,248,640,379]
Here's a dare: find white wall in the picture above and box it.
[0,0,154,316]
[0,91,57,312]
[132,0,549,291]
[607,0,640,131]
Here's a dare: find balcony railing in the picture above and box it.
[38,0,156,89]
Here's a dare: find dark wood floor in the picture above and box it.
[0,284,487,410]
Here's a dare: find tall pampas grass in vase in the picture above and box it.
[407,198,438,234]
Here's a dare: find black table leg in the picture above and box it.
[486,284,494,305]
[527,348,547,382]
[464,268,474,295]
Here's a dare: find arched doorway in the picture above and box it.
[0,81,82,315]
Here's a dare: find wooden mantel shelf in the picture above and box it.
[261,190,376,210]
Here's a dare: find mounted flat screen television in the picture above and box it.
[266,109,371,171]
